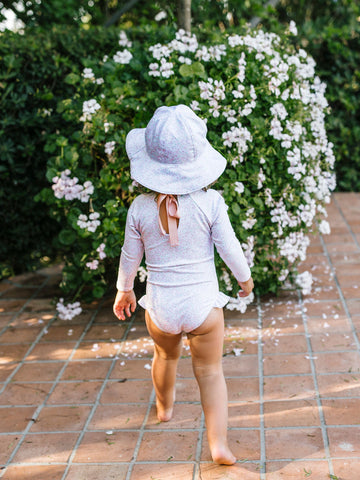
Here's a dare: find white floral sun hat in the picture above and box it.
[125,104,227,195]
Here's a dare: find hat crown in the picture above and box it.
[145,105,208,165]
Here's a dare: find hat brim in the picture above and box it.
[126,128,227,195]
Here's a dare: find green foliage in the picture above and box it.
[0,26,121,277]
[38,25,335,310]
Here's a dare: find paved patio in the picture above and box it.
[0,192,359,480]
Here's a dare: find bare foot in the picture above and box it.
[210,444,237,465]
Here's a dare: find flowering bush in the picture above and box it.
[39,25,335,318]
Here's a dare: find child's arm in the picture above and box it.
[211,196,253,296]
[113,203,144,320]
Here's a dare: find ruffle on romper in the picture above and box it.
[138,290,229,313]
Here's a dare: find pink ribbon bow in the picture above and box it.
[157,194,180,247]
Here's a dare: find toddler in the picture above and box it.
[113,104,254,465]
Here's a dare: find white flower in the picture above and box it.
[52,171,94,203]
[270,103,288,120]
[86,260,99,270]
[234,182,244,194]
[159,58,174,78]
[319,220,331,235]
[190,100,201,111]
[155,10,167,21]
[119,31,132,48]
[137,266,148,283]
[113,49,133,64]
[82,67,95,79]
[178,55,192,64]
[220,269,233,291]
[148,62,160,77]
[296,271,313,295]
[226,292,254,313]
[81,99,101,122]
[149,43,171,60]
[95,77,104,85]
[242,208,257,230]
[232,84,245,99]
[56,298,82,321]
[289,20,298,36]
[77,212,101,233]
[96,243,107,260]
[104,122,114,133]
[105,141,116,155]
[257,168,266,189]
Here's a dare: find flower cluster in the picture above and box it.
[77,212,101,233]
[80,99,101,122]
[52,170,94,202]
[113,31,133,64]
[82,67,104,85]
[56,298,82,321]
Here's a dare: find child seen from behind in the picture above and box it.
[113,104,254,465]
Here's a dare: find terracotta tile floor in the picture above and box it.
[0,193,359,480]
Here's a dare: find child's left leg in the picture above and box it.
[145,310,183,422]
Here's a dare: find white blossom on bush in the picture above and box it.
[80,99,101,122]
[77,212,101,233]
[105,141,116,155]
[52,170,94,202]
[288,20,298,36]
[119,31,132,48]
[113,49,133,64]
[137,266,148,283]
[86,259,99,270]
[96,243,107,259]
[82,67,95,79]
[56,298,82,321]
[155,11,167,22]
[234,181,244,194]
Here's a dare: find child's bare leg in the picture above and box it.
[188,308,236,465]
[145,310,182,422]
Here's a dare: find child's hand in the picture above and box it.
[113,290,136,320]
[238,277,254,297]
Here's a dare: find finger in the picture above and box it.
[238,291,249,297]
[115,305,125,320]
[125,304,131,317]
[130,300,136,313]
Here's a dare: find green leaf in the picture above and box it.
[231,203,241,216]
[65,73,80,85]
[93,285,106,298]
[179,62,205,78]
[59,229,77,245]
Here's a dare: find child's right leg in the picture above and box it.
[187,308,236,465]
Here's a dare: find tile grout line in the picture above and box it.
[0,298,106,476]
[298,288,334,477]
[0,275,57,395]
[123,389,156,480]
[60,307,142,480]
[0,276,51,337]
[256,295,266,479]
[333,195,360,251]
[318,233,360,353]
[192,411,205,480]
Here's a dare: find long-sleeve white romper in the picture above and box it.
[116,188,251,334]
